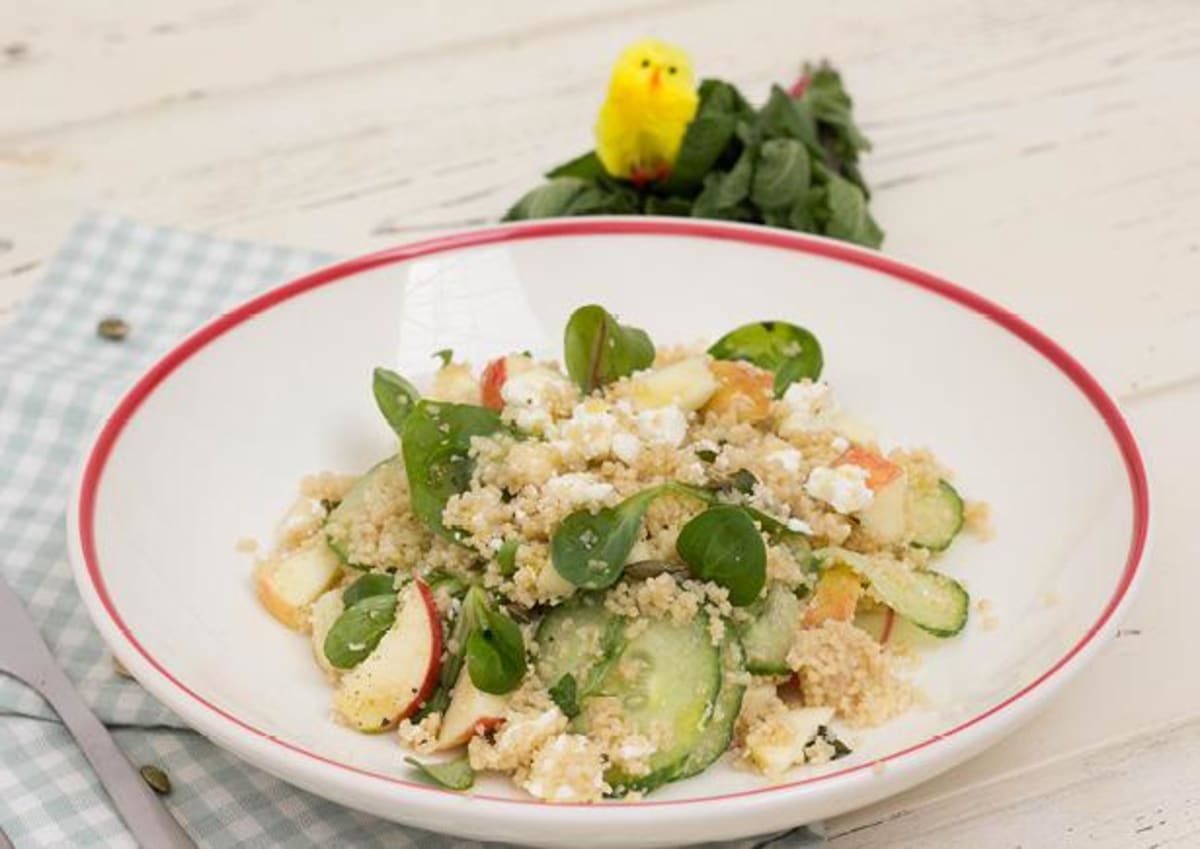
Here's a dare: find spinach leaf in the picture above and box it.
[465,587,527,695]
[664,79,748,193]
[752,138,811,211]
[550,487,660,590]
[503,177,640,221]
[496,538,520,577]
[323,594,397,669]
[676,505,767,606]
[563,304,655,394]
[502,178,590,220]
[819,172,884,249]
[546,151,607,180]
[412,592,473,720]
[708,320,824,387]
[341,573,396,607]
[757,84,819,149]
[692,146,755,218]
[401,400,503,541]
[548,673,581,719]
[425,570,470,599]
[404,756,475,791]
[372,367,421,436]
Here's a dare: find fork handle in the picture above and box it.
[33,662,199,849]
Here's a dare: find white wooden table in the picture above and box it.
[3,1,1198,845]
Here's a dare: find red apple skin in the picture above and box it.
[480,357,507,411]
[404,579,444,721]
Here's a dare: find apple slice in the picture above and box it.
[835,448,908,544]
[255,541,342,631]
[629,357,719,411]
[745,706,835,775]
[704,360,774,422]
[334,580,443,732]
[804,564,863,627]
[434,665,509,750]
[480,356,508,411]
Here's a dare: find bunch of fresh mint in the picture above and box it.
[503,63,883,248]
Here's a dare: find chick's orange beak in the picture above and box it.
[649,67,662,90]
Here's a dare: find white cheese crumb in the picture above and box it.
[766,448,803,473]
[523,733,609,803]
[786,517,814,535]
[556,402,619,460]
[500,367,569,436]
[542,473,616,508]
[831,436,850,453]
[804,464,874,513]
[778,380,837,437]
[635,405,689,447]
[612,432,642,464]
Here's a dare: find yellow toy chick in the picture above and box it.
[595,39,699,185]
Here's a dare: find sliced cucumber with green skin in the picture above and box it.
[325,457,405,569]
[740,584,804,674]
[599,616,721,794]
[816,547,969,637]
[534,594,624,690]
[672,629,746,782]
[910,479,964,551]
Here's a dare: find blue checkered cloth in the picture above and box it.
[0,213,822,848]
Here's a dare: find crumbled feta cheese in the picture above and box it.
[778,380,837,437]
[523,734,609,803]
[612,432,642,464]
[542,473,616,508]
[500,366,571,436]
[831,436,850,453]
[557,401,619,459]
[635,405,689,447]
[786,517,814,535]
[766,448,803,474]
[804,464,874,513]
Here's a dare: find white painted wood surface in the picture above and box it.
[2,1,1197,844]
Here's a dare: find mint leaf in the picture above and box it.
[548,673,581,718]
[751,138,811,211]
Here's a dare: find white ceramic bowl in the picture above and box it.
[69,219,1149,847]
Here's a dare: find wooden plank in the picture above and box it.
[2,0,1196,395]
[828,716,1200,848]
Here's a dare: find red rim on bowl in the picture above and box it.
[76,218,1150,807]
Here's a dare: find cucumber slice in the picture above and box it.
[909,479,964,551]
[817,548,968,637]
[324,457,406,569]
[534,594,624,690]
[673,629,746,781]
[599,616,721,793]
[740,584,804,674]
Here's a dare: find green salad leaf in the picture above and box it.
[401,400,504,541]
[563,304,655,394]
[550,488,661,590]
[404,756,475,791]
[676,505,767,606]
[464,587,527,695]
[548,673,581,719]
[496,538,520,576]
[372,367,421,436]
[708,320,823,394]
[322,594,397,669]
[341,573,396,607]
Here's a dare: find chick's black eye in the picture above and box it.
[668,66,677,75]
[641,58,650,68]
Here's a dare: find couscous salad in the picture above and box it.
[252,304,985,801]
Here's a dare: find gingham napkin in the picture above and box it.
[0,213,821,848]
